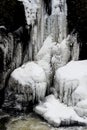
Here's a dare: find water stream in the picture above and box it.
[0,113,87,130]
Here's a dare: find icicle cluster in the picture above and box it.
[18,0,40,26]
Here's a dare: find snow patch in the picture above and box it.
[55,60,87,106]
[34,95,87,127]
[11,62,47,101]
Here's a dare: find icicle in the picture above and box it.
[51,0,67,42]
[35,82,47,101]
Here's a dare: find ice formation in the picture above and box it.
[36,35,54,89]
[55,60,87,106]
[34,95,87,127]
[51,34,79,71]
[18,0,40,26]
[11,62,47,101]
[18,0,67,58]
[52,0,67,42]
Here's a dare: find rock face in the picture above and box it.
[3,62,47,112]
[67,0,87,60]
[0,0,25,31]
[0,26,30,88]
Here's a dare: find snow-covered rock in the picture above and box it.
[36,35,55,88]
[51,34,79,71]
[74,99,87,118]
[55,60,87,107]
[51,37,70,71]
[3,62,47,111]
[36,35,55,60]
[34,95,87,127]
[37,54,53,91]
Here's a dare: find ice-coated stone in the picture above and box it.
[74,99,87,118]
[54,60,87,107]
[36,35,55,88]
[36,35,55,60]
[51,34,79,71]
[34,95,87,127]
[3,62,47,111]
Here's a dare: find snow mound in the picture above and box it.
[74,99,87,118]
[34,95,87,127]
[3,62,48,111]
[11,62,47,101]
[12,62,46,85]
[55,60,87,106]
[36,35,55,61]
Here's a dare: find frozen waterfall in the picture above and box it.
[18,0,67,60]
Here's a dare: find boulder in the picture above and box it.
[3,62,47,112]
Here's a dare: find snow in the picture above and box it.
[36,35,55,60]
[37,54,52,88]
[51,34,79,71]
[55,60,87,106]
[34,95,87,127]
[11,62,47,101]
[36,35,54,88]
[74,99,87,118]
[51,36,70,71]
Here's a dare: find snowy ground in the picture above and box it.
[34,95,87,127]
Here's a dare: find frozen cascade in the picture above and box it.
[44,0,67,42]
[18,0,40,26]
[52,0,67,42]
[18,0,67,59]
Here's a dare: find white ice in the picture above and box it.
[34,95,87,127]
[11,62,47,101]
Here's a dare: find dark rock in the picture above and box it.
[67,0,87,59]
[0,0,26,32]
[0,26,30,106]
